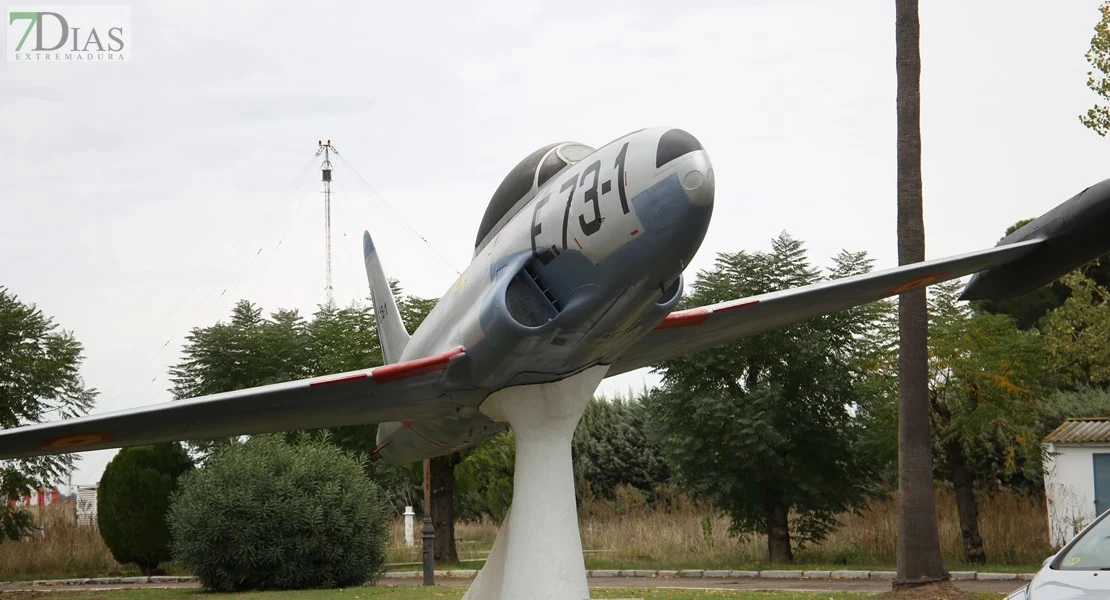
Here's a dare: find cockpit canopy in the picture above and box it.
[474,142,596,250]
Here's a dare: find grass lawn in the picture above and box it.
[0,589,1009,600]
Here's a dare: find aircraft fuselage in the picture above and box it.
[377,127,714,462]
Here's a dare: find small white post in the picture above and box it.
[404,505,416,547]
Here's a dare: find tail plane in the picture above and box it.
[363,230,410,365]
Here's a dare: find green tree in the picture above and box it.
[170,301,311,397]
[295,301,421,512]
[168,301,316,457]
[926,282,1046,563]
[1081,1,1110,135]
[169,435,390,591]
[299,295,426,514]
[850,301,901,488]
[169,299,386,462]
[454,430,515,521]
[398,291,438,334]
[167,291,453,554]
[1040,271,1110,389]
[572,394,671,502]
[452,392,674,522]
[644,234,885,563]
[0,288,96,541]
[305,302,381,376]
[1038,386,1110,444]
[97,443,193,575]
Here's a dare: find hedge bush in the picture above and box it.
[97,443,194,575]
[168,435,389,591]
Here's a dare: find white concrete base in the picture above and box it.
[462,365,609,600]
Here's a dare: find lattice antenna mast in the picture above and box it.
[316,140,338,307]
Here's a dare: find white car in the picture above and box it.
[1009,509,1110,600]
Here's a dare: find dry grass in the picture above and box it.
[3,488,1051,581]
[578,487,1051,570]
[832,489,1051,568]
[388,487,1052,571]
[386,518,497,564]
[0,502,135,582]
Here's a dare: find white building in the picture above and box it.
[1043,418,1110,548]
[76,485,98,526]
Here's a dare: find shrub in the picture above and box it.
[168,435,390,591]
[97,443,194,575]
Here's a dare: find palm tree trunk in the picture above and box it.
[894,0,949,587]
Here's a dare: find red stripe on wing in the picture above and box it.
[715,299,760,313]
[38,431,116,450]
[889,272,946,295]
[655,307,711,330]
[371,347,464,384]
[309,372,368,387]
[655,300,759,330]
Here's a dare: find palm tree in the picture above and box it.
[894,0,948,588]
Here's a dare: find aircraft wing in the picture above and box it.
[0,347,467,460]
[606,240,1044,377]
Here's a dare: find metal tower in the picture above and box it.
[316,140,337,306]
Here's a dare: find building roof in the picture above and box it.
[1045,418,1110,444]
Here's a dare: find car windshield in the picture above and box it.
[1058,511,1110,570]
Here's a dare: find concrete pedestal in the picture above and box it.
[462,365,608,600]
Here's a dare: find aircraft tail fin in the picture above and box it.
[363,231,411,365]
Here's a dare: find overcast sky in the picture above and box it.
[3,0,1109,488]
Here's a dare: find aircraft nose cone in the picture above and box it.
[680,160,714,207]
[655,129,714,207]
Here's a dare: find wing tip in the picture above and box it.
[363,230,375,258]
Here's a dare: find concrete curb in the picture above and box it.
[377,569,1038,581]
[2,569,1038,587]
[2,576,200,587]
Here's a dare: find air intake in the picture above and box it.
[505,264,560,327]
[524,263,562,312]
